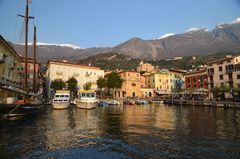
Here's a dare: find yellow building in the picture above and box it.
[144,69,171,95]
[113,71,141,98]
[46,60,104,98]
[0,35,23,103]
[137,61,155,73]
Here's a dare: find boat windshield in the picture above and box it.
[80,92,95,98]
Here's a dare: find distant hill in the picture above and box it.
[78,52,141,71]
[78,52,240,71]
[13,18,240,62]
[13,43,110,63]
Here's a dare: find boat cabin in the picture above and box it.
[78,90,96,99]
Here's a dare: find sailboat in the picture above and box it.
[2,0,44,119]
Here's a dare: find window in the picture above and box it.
[237,75,240,79]
[132,83,136,86]
[219,66,222,71]
[227,60,231,63]
[219,75,223,80]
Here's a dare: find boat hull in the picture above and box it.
[76,101,97,109]
[52,102,70,110]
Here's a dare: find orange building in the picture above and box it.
[113,71,141,98]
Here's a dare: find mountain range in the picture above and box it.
[13,18,240,62]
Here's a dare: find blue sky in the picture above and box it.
[0,0,240,48]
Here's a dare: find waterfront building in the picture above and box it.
[0,35,23,103]
[112,71,141,98]
[207,56,240,89]
[169,69,186,92]
[144,69,171,95]
[233,63,240,89]
[137,61,155,73]
[18,58,40,93]
[140,87,154,98]
[184,69,208,91]
[46,60,104,98]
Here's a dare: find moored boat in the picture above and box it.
[135,99,149,105]
[75,90,98,109]
[52,90,71,109]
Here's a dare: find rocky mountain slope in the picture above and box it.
[13,18,240,62]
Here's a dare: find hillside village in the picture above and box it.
[1,34,240,104]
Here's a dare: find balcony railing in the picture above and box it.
[208,72,214,75]
[0,77,22,89]
[226,69,234,73]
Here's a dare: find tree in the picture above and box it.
[106,72,123,89]
[97,77,107,89]
[83,82,91,90]
[66,77,78,91]
[211,86,220,100]
[50,79,66,92]
[97,77,107,98]
[66,77,78,99]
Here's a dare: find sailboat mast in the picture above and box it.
[33,25,36,93]
[24,0,29,102]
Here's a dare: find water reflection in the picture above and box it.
[0,105,240,158]
[46,109,75,150]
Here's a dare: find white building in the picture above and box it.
[46,60,104,98]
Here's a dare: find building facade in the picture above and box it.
[18,58,40,93]
[47,60,104,98]
[0,35,23,103]
[185,69,208,91]
[233,63,240,89]
[207,56,240,89]
[112,71,141,98]
[137,61,155,73]
[169,69,186,92]
[144,69,171,95]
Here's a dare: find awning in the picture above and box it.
[1,85,26,94]
[154,90,170,95]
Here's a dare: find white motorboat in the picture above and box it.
[75,90,98,109]
[52,90,71,109]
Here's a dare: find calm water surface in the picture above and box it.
[1,104,240,159]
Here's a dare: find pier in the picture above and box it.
[164,99,240,108]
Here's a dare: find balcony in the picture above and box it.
[228,78,234,83]
[208,81,214,84]
[0,53,6,63]
[226,69,234,73]
[208,72,214,75]
[0,77,22,89]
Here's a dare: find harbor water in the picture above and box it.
[1,104,240,158]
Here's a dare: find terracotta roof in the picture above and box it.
[206,56,237,65]
[184,69,207,76]
[169,69,187,74]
